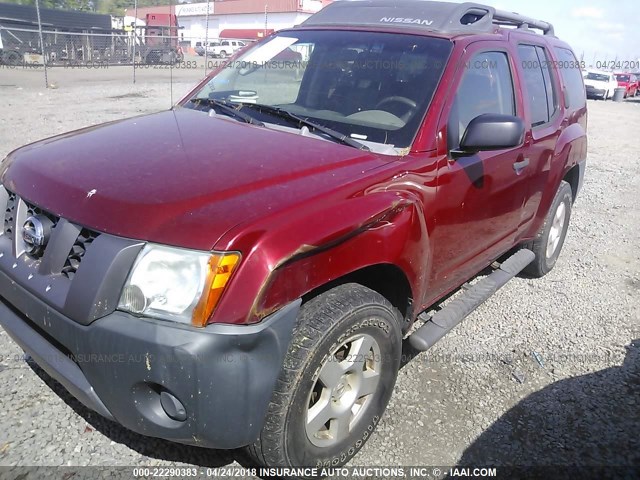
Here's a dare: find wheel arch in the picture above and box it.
[300,263,414,327]
[253,204,425,328]
[563,162,581,201]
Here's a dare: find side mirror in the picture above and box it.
[454,113,525,156]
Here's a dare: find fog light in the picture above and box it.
[160,390,187,422]
[120,285,147,314]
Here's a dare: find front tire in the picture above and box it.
[522,180,573,278]
[245,284,402,470]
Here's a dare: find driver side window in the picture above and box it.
[448,51,515,150]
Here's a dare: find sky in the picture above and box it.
[446,0,639,63]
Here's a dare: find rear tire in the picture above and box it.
[245,283,402,470]
[522,180,572,278]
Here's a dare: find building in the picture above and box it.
[0,2,112,32]
[0,2,112,64]
[125,0,329,46]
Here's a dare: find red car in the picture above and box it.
[0,0,587,470]
[615,73,639,97]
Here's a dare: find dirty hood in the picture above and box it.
[1,108,387,250]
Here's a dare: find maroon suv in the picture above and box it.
[0,0,586,470]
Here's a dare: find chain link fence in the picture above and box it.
[0,1,275,90]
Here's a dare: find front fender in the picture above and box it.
[211,191,429,324]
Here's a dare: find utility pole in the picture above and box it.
[204,0,210,77]
[133,0,138,84]
[35,0,49,89]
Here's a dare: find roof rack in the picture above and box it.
[493,8,554,36]
[300,1,555,37]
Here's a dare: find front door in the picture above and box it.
[430,45,532,288]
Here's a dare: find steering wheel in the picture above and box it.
[375,96,417,122]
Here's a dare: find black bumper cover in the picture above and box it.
[0,270,300,449]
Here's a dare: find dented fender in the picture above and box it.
[211,190,430,325]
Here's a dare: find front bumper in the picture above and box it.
[0,269,300,448]
[585,86,606,98]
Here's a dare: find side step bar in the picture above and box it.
[409,249,535,352]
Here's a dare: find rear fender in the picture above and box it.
[528,122,586,235]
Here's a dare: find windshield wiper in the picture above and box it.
[237,103,370,151]
[190,98,265,127]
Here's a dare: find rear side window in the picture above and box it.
[554,47,586,110]
[536,46,558,120]
[517,44,557,126]
[449,51,515,148]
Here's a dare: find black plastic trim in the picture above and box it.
[0,300,114,420]
[0,270,301,448]
[64,234,144,324]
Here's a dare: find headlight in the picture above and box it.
[118,244,240,326]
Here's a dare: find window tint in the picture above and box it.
[554,47,586,110]
[536,46,558,121]
[517,45,549,126]
[449,51,515,148]
[585,72,608,81]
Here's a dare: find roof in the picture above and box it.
[301,1,554,37]
[219,28,274,39]
[215,0,321,15]
[127,0,325,18]
[0,2,111,31]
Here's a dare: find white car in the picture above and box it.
[583,70,618,100]
[208,39,247,58]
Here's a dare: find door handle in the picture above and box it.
[513,158,530,172]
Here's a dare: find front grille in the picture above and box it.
[25,201,59,228]
[2,189,100,278]
[61,228,99,279]
[4,192,17,235]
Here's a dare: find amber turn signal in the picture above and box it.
[192,252,241,327]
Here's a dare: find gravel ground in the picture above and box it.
[0,67,638,474]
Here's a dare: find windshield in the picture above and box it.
[183,30,452,151]
[615,74,630,82]
[586,73,610,82]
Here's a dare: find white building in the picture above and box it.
[127,0,328,47]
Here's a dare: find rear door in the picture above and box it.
[430,42,532,287]
[512,39,564,232]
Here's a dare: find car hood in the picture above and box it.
[1,108,388,250]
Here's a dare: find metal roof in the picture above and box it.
[0,2,111,31]
[301,1,555,36]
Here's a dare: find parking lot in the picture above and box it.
[0,66,638,472]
